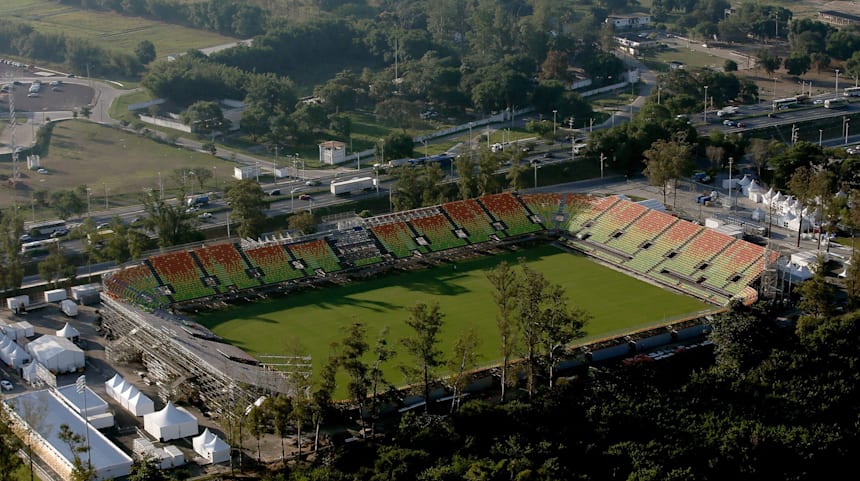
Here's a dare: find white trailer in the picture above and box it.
[330,177,376,195]
[44,288,67,303]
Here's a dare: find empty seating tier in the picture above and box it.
[369,222,426,259]
[519,193,562,227]
[442,199,502,243]
[567,195,621,231]
[105,264,168,307]
[288,239,342,274]
[409,214,466,251]
[148,251,216,302]
[243,245,305,284]
[479,193,542,236]
[192,243,259,290]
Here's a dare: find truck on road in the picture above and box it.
[330,177,376,195]
[716,106,739,117]
[185,193,211,207]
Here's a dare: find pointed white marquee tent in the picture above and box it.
[192,428,230,464]
[143,401,198,441]
[56,322,80,342]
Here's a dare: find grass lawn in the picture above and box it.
[0,120,239,209]
[197,244,712,395]
[645,46,727,70]
[0,1,236,61]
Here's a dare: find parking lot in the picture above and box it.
[0,61,94,113]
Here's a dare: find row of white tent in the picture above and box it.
[735,176,819,232]
[0,333,31,368]
[105,374,155,416]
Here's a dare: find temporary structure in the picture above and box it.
[56,323,80,343]
[104,374,123,398]
[126,391,155,416]
[143,401,198,441]
[0,333,31,368]
[27,336,85,373]
[1,320,34,341]
[106,376,155,416]
[192,428,230,464]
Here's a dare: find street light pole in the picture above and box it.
[533,162,539,188]
[552,109,557,137]
[836,69,841,94]
[273,145,278,184]
[728,156,733,210]
[844,116,850,144]
[103,183,108,210]
[819,129,823,146]
[703,86,708,123]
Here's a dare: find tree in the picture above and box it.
[140,193,200,248]
[0,405,22,481]
[49,189,85,219]
[180,101,225,134]
[128,455,166,481]
[784,54,811,76]
[748,138,774,178]
[58,424,96,481]
[487,260,520,402]
[383,132,415,160]
[789,166,826,247]
[797,254,836,323]
[189,167,213,191]
[506,156,530,192]
[516,260,550,399]
[288,211,317,235]
[38,242,75,289]
[476,149,502,195]
[538,284,589,388]
[134,40,156,64]
[756,49,782,75]
[370,327,395,433]
[401,301,445,413]
[724,59,738,72]
[708,304,775,374]
[643,138,693,206]
[454,155,478,200]
[446,328,480,412]
[0,210,25,292]
[225,179,266,239]
[337,322,370,433]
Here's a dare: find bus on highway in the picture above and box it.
[23,219,66,236]
[843,86,860,97]
[21,238,60,255]
[825,97,849,109]
[773,97,799,109]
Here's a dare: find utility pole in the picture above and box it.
[600,153,605,179]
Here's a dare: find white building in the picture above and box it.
[27,336,84,373]
[5,390,133,480]
[234,165,260,180]
[606,14,651,30]
[319,140,347,165]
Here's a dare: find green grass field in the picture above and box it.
[0,1,236,61]
[197,244,712,394]
[0,120,238,210]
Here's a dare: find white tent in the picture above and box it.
[1,321,34,341]
[56,323,80,342]
[746,181,763,200]
[126,390,155,416]
[143,402,198,441]
[738,174,753,188]
[27,336,84,373]
[192,428,230,464]
[105,374,123,399]
[751,207,766,222]
[0,333,31,368]
[762,187,774,203]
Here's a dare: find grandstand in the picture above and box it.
[100,192,773,415]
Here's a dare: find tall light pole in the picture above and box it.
[727,156,733,210]
[600,153,606,179]
[468,122,473,158]
[819,129,823,146]
[533,162,539,188]
[290,187,303,212]
[86,188,91,217]
[657,84,662,105]
[552,109,557,137]
[423,139,428,159]
[844,116,850,144]
[273,145,278,184]
[103,183,108,210]
[836,69,841,95]
[703,86,708,123]
[379,139,385,166]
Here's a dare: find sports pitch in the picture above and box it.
[196,244,713,390]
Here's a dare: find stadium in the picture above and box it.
[99,191,774,415]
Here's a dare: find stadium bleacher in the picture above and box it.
[103,193,770,308]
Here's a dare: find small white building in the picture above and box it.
[606,14,651,30]
[233,165,260,180]
[319,140,347,165]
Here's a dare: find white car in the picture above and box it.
[37,168,48,174]
[813,99,824,105]
[199,212,213,220]
[0,380,12,391]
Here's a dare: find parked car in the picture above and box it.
[0,380,12,391]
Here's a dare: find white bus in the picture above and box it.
[843,86,860,97]
[773,97,799,110]
[825,98,849,109]
[24,219,67,236]
[21,238,60,255]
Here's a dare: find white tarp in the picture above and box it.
[192,428,230,464]
[27,336,84,373]
[0,333,31,368]
[143,401,198,441]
